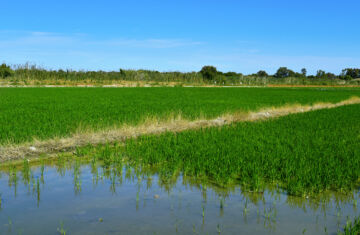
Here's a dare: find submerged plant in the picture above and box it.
[22,159,31,185]
[40,159,45,185]
[216,223,222,235]
[57,221,67,235]
[73,159,82,194]
[341,216,360,235]
[8,166,18,197]
[36,178,40,207]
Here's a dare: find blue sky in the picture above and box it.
[1,0,359,74]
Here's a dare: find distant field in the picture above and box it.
[1,87,360,144]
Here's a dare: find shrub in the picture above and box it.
[200,66,217,81]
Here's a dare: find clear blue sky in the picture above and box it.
[1,0,359,75]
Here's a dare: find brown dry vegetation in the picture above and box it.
[267,84,360,88]
[1,79,359,88]
[0,79,183,87]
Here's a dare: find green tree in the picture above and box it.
[301,68,307,77]
[316,70,326,78]
[341,68,360,79]
[256,70,268,77]
[224,72,237,77]
[274,67,295,78]
[325,72,336,79]
[0,63,13,78]
[200,66,217,81]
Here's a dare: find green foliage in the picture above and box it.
[200,66,218,81]
[256,70,268,77]
[1,87,359,144]
[1,63,358,85]
[341,216,360,235]
[122,104,360,195]
[316,70,326,78]
[10,64,204,83]
[316,70,337,79]
[224,71,238,77]
[301,68,307,77]
[342,68,360,79]
[274,67,295,78]
[343,75,354,81]
[57,221,67,235]
[0,63,13,78]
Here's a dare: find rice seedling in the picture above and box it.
[216,223,222,235]
[57,221,67,235]
[8,166,18,197]
[31,176,36,194]
[243,200,249,216]
[73,159,82,194]
[36,178,40,207]
[174,218,179,233]
[40,160,45,185]
[21,159,30,185]
[340,216,360,234]
[7,218,12,233]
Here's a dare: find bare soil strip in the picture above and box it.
[1,97,359,163]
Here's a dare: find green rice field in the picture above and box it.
[69,103,360,196]
[0,87,360,144]
[1,87,360,234]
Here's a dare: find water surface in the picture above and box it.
[0,158,358,234]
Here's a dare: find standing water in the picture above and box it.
[0,158,358,234]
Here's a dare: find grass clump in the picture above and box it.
[341,217,360,235]
[119,104,360,196]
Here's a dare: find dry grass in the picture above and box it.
[0,79,183,87]
[267,84,360,88]
[1,79,359,88]
[1,96,359,163]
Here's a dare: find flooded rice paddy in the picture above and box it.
[0,158,359,235]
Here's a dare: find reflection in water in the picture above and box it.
[0,156,359,234]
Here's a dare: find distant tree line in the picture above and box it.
[200,65,360,81]
[0,63,359,85]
